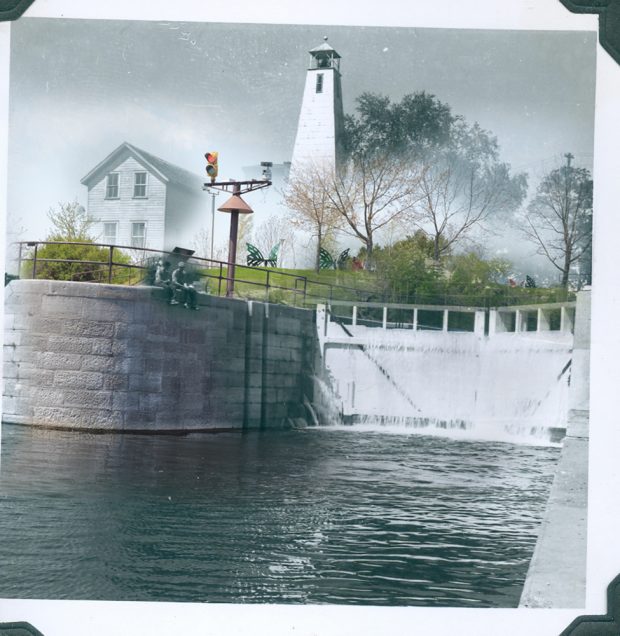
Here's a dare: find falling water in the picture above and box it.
[311,373,343,426]
[317,323,572,446]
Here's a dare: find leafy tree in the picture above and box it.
[372,232,443,301]
[371,233,514,305]
[286,91,526,270]
[343,94,527,262]
[342,91,455,159]
[520,159,593,288]
[445,251,511,291]
[24,201,131,282]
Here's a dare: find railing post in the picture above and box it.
[382,306,387,329]
[265,270,270,302]
[218,264,223,296]
[17,242,23,277]
[32,244,38,279]
[443,309,449,332]
[352,305,358,327]
[413,308,418,331]
[108,245,114,283]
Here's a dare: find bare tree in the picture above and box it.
[252,214,296,268]
[46,200,93,240]
[190,226,228,267]
[283,163,341,272]
[223,214,251,265]
[520,158,592,288]
[324,154,423,267]
[405,121,527,262]
[191,226,212,260]
[412,155,526,261]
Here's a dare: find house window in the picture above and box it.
[103,222,117,245]
[316,73,324,93]
[133,172,147,198]
[106,173,119,199]
[131,222,146,248]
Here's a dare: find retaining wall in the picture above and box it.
[2,280,317,432]
[519,289,590,608]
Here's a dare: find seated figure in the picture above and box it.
[154,260,177,305]
[171,261,199,310]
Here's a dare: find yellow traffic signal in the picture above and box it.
[205,152,218,181]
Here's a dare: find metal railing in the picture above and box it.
[13,240,376,307]
[12,240,577,309]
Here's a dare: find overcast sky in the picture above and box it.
[6,18,596,270]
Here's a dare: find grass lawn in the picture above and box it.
[197,265,378,306]
[194,264,574,308]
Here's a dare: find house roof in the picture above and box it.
[81,142,205,192]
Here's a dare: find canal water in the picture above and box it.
[0,424,559,606]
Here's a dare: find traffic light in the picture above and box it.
[205,152,218,181]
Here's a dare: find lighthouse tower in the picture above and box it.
[290,38,345,177]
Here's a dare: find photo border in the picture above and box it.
[0,1,616,634]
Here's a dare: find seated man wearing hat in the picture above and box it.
[171,261,199,310]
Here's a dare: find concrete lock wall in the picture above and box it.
[2,280,317,432]
[519,288,590,608]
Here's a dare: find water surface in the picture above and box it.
[0,424,559,606]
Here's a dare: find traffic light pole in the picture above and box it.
[226,182,241,297]
[206,178,272,297]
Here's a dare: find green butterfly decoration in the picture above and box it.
[319,247,350,270]
[247,242,280,267]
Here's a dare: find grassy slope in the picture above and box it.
[196,264,574,308]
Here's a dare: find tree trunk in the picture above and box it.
[433,234,441,263]
[364,241,373,270]
[315,229,322,273]
[561,248,571,288]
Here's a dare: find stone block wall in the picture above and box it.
[2,280,317,432]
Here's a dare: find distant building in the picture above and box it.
[241,161,291,187]
[80,142,205,253]
[290,37,345,176]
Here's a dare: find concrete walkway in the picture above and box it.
[519,411,588,608]
[520,289,590,609]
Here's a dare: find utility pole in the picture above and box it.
[207,188,219,261]
[563,152,575,289]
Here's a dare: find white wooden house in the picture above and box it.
[81,142,206,253]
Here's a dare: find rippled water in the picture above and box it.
[0,424,559,606]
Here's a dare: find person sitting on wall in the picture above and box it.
[172,261,199,310]
[155,260,177,305]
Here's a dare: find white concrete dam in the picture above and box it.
[316,302,576,444]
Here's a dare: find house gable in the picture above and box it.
[87,155,167,250]
[82,142,206,253]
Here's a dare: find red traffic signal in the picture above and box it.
[205,152,218,180]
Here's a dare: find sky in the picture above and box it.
[6,18,597,273]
